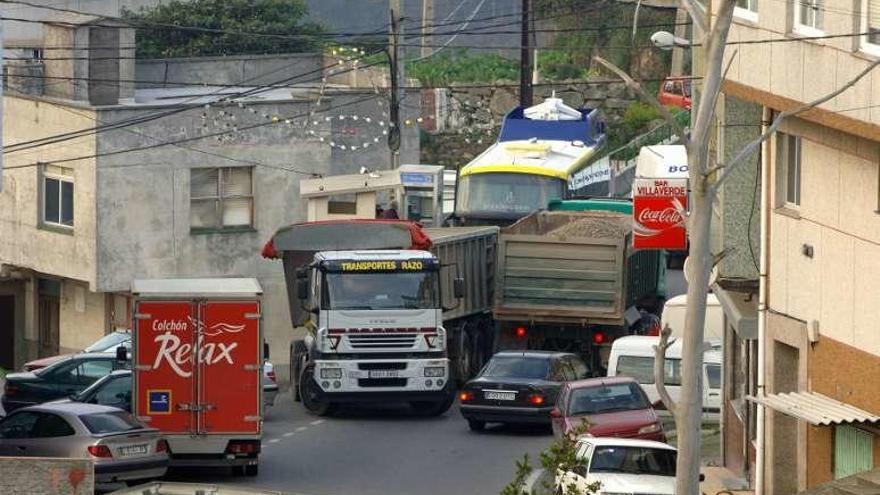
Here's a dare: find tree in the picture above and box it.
[123,0,325,58]
[594,1,880,494]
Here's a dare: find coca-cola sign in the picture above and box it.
[633,178,688,250]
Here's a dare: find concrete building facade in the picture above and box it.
[0,20,419,378]
[717,0,880,491]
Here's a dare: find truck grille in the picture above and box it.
[347,334,418,349]
[358,362,408,370]
[358,378,408,387]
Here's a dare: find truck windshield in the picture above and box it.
[323,271,439,310]
[456,172,565,221]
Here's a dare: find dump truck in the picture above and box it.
[262,220,498,416]
[491,199,665,373]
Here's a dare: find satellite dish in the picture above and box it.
[683,256,719,287]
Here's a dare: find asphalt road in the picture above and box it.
[167,393,553,495]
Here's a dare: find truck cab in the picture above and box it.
[293,250,460,416]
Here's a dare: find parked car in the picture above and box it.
[657,77,691,110]
[458,351,590,431]
[23,330,132,372]
[606,335,722,421]
[0,402,169,485]
[263,360,278,407]
[555,437,678,495]
[2,353,130,413]
[550,377,665,442]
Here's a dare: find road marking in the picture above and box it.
[296,426,308,432]
[310,420,325,426]
[268,438,281,444]
[283,432,295,437]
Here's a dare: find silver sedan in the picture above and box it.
[0,402,169,484]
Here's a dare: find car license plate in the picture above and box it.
[485,391,516,401]
[369,370,400,378]
[118,444,148,457]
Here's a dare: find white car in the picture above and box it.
[556,437,678,495]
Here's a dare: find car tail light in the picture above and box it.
[156,439,169,453]
[87,445,113,458]
[528,394,545,406]
[226,440,260,455]
[592,331,605,345]
[514,326,527,339]
[3,383,18,396]
[459,391,474,402]
[638,422,663,435]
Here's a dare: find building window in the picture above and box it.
[860,0,880,55]
[40,165,74,229]
[777,133,801,208]
[190,167,254,231]
[735,0,758,21]
[794,0,824,34]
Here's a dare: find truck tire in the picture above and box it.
[453,330,472,384]
[245,464,259,477]
[299,364,333,416]
[470,331,486,377]
[291,340,307,403]
[411,391,455,417]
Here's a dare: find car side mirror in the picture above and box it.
[453,278,465,299]
[296,279,309,300]
[549,408,562,419]
[116,345,127,362]
[263,342,270,360]
[572,464,587,478]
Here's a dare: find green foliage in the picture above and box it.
[502,419,599,495]
[621,102,662,137]
[124,0,325,58]
[408,50,519,87]
[537,50,596,81]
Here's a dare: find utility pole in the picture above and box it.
[388,0,403,169]
[0,17,5,193]
[421,0,434,59]
[519,0,533,107]
[670,7,689,75]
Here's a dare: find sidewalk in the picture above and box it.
[701,466,753,495]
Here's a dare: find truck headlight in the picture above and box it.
[424,367,445,377]
[320,368,343,379]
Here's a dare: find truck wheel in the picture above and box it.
[291,340,307,403]
[470,331,486,377]
[300,364,333,416]
[411,392,455,417]
[468,419,486,432]
[245,464,259,477]
[454,331,472,383]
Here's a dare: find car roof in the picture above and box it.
[492,350,570,360]
[21,402,128,416]
[567,376,637,389]
[579,436,677,451]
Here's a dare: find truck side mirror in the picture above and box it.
[296,279,309,300]
[453,278,465,299]
[263,342,270,360]
[115,345,127,362]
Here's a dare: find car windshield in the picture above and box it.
[590,445,676,476]
[568,383,650,415]
[456,172,565,220]
[481,356,550,380]
[79,411,143,434]
[84,332,130,353]
[323,271,439,310]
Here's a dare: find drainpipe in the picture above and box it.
[755,106,771,495]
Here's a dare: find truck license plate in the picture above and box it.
[485,391,516,401]
[118,444,148,457]
[368,370,400,378]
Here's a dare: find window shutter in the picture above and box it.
[190,199,219,228]
[191,168,219,198]
[871,0,880,28]
[222,198,252,227]
[222,167,253,197]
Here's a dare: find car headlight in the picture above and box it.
[424,366,445,377]
[638,422,662,434]
[320,368,343,379]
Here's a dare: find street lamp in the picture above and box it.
[650,30,692,51]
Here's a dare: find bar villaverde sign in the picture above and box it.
[632,178,688,250]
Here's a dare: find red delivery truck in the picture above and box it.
[131,278,263,475]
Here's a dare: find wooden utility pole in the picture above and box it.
[421,0,434,59]
[519,0,533,107]
[670,7,689,75]
[389,0,403,169]
[0,17,4,193]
